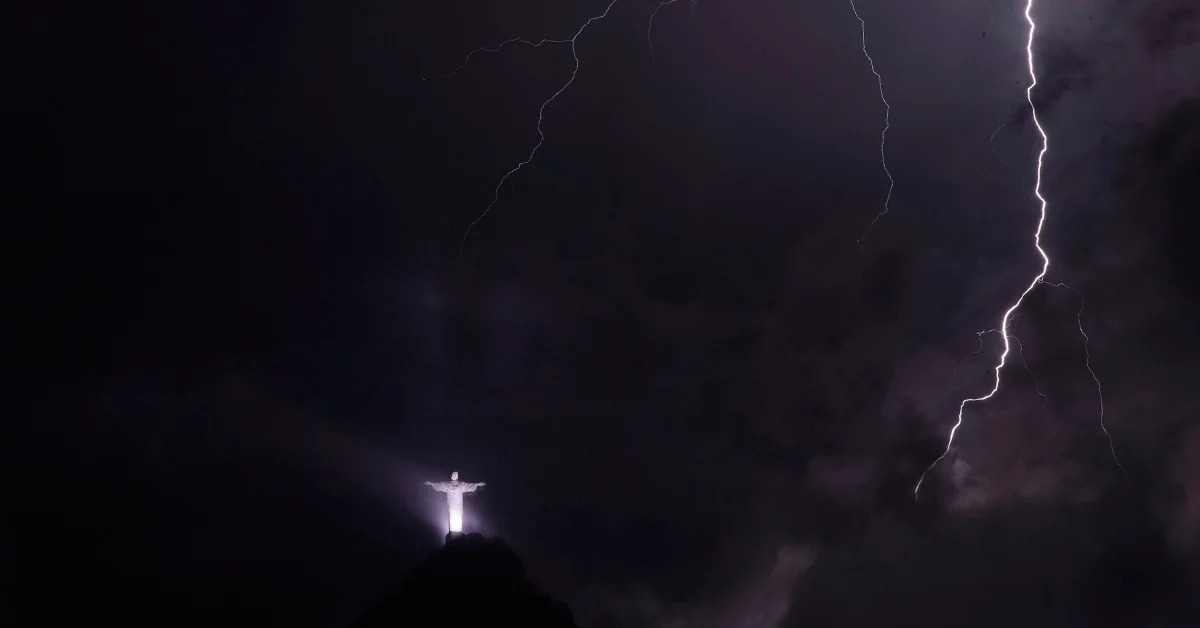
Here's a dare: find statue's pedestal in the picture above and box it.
[445,531,465,544]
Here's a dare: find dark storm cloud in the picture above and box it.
[1136,0,1198,55]
[1126,99,1200,306]
[783,495,1199,627]
[575,543,815,628]
[1101,97,1200,546]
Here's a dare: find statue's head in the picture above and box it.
[451,471,459,481]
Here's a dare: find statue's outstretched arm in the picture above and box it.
[460,482,485,492]
[426,482,450,492]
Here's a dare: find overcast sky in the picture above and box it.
[6,1,1200,625]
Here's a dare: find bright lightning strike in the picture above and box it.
[848,0,894,252]
[915,0,1123,497]
[430,0,622,254]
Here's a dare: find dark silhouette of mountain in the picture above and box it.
[353,533,578,628]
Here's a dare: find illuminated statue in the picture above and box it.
[425,471,485,534]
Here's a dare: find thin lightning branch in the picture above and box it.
[1041,281,1126,476]
[647,0,681,63]
[952,328,1045,406]
[953,329,1001,377]
[423,37,575,82]
[437,0,622,254]
[1076,298,1125,476]
[989,117,1011,147]
[848,0,894,253]
[915,0,1053,498]
[1009,333,1048,408]
[989,112,1022,186]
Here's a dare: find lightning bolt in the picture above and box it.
[848,0,894,252]
[915,1,1123,497]
[428,0,622,254]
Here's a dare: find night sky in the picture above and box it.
[6,0,1200,625]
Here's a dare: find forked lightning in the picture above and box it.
[426,0,621,254]
[916,0,1123,497]
[425,1,1122,496]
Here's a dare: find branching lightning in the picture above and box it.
[915,0,1122,496]
[430,0,1123,496]
[952,327,1045,406]
[848,0,894,252]
[428,0,621,254]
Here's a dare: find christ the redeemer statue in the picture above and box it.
[425,471,485,534]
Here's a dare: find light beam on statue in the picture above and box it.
[425,471,486,536]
